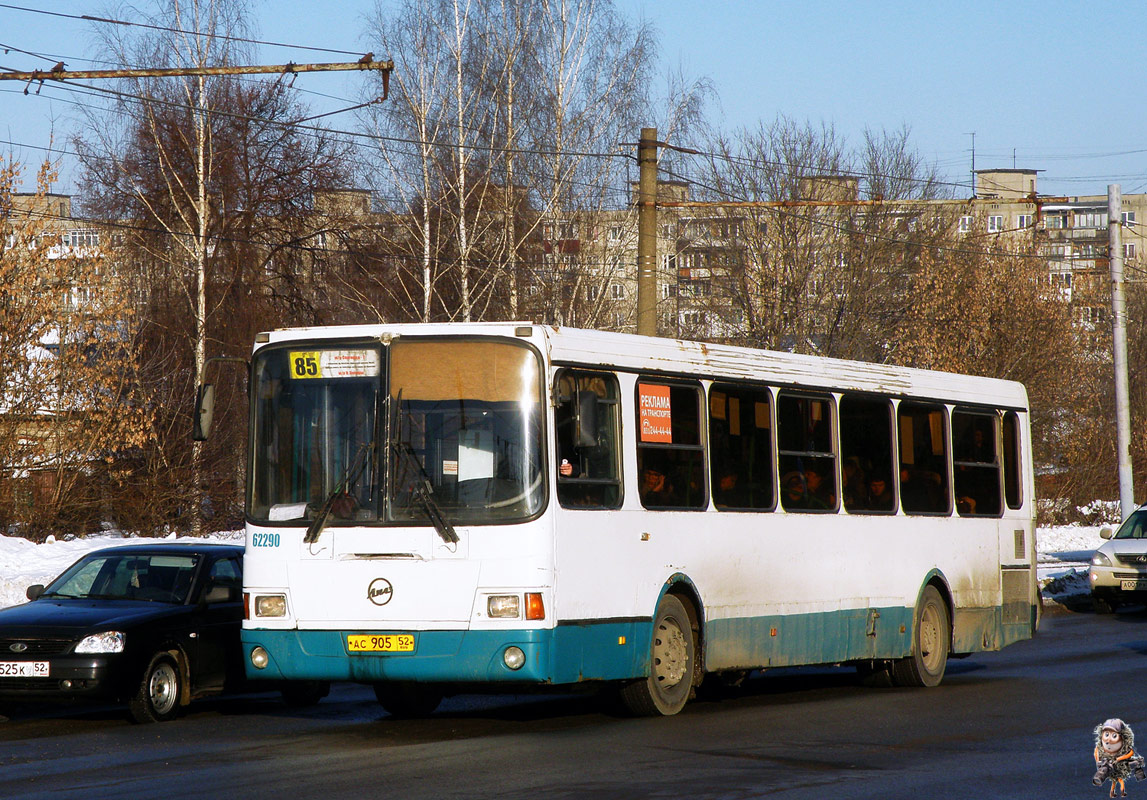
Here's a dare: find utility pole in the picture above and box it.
[1109,184,1135,519]
[635,127,659,337]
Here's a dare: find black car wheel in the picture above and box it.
[129,654,182,723]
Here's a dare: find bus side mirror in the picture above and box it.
[193,384,216,441]
[575,391,598,448]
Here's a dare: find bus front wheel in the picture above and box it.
[892,585,949,688]
[620,594,696,716]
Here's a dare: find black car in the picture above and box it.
[0,541,327,722]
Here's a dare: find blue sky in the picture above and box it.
[2,0,1145,198]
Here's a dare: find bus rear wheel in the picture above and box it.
[620,594,696,716]
[892,585,949,688]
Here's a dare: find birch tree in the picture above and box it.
[78,0,351,533]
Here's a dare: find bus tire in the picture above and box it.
[892,585,949,688]
[373,681,443,718]
[620,594,696,716]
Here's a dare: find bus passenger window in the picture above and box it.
[897,402,950,515]
[839,395,895,514]
[554,371,622,509]
[1003,411,1023,509]
[635,380,706,510]
[777,392,837,513]
[952,409,1002,517]
[709,384,774,511]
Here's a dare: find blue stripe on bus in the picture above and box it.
[243,601,1036,684]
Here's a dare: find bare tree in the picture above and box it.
[77,0,352,534]
[0,157,149,538]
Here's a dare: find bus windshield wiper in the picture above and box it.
[393,441,460,545]
[304,440,375,544]
[389,392,459,545]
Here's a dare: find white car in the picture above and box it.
[1089,507,1147,613]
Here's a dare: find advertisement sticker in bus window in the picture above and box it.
[710,391,727,420]
[638,383,673,443]
[288,349,380,379]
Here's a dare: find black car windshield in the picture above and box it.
[43,552,200,604]
[1113,510,1147,539]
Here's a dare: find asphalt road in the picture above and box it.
[0,601,1141,800]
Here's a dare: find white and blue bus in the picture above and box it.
[206,323,1037,716]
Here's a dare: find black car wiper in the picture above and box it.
[389,393,459,546]
[304,440,376,544]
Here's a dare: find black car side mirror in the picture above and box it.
[26,584,45,601]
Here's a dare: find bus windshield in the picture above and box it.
[248,338,544,526]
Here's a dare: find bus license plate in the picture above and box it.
[347,634,415,653]
[0,661,49,677]
[1121,580,1147,591]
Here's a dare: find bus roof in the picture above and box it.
[254,323,1029,410]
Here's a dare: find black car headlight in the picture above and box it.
[75,631,126,654]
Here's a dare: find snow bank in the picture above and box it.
[0,530,243,609]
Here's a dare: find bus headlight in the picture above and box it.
[503,646,526,670]
[250,646,270,670]
[255,594,287,617]
[487,595,520,619]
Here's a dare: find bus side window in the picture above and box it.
[952,409,1002,517]
[554,371,622,509]
[1002,411,1023,509]
[897,402,950,515]
[635,380,706,510]
[777,392,837,513]
[839,395,895,514]
[709,383,774,511]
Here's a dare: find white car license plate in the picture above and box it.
[1120,579,1147,591]
[0,661,49,677]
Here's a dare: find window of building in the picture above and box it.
[610,283,625,299]
[952,409,1001,517]
[1076,211,1108,229]
[558,221,578,240]
[839,396,895,514]
[554,371,622,509]
[709,384,774,511]
[1122,211,1137,226]
[1017,214,1033,229]
[1045,214,1066,229]
[608,225,623,242]
[586,285,599,302]
[958,216,973,234]
[777,392,836,513]
[987,215,1004,233]
[897,402,950,515]
[635,380,705,510]
[1125,243,1137,260]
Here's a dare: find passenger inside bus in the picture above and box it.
[640,461,678,507]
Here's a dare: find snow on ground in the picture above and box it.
[0,525,1108,610]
